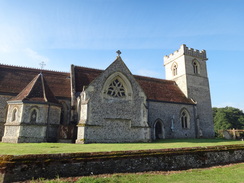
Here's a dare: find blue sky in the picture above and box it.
[0,0,244,111]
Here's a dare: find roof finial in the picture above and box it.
[39,61,46,72]
[116,50,121,56]
[39,61,46,69]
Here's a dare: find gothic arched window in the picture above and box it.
[172,63,178,76]
[107,78,126,98]
[30,109,38,123]
[103,72,133,100]
[181,109,190,129]
[192,60,199,74]
[12,108,17,122]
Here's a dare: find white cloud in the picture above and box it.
[136,69,161,78]
[0,45,12,53]
[24,48,49,64]
[0,47,50,70]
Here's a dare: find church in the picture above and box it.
[0,44,214,143]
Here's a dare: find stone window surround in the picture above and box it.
[29,107,39,123]
[153,119,165,140]
[180,108,190,129]
[192,59,200,74]
[102,72,133,100]
[171,62,178,76]
[107,79,126,97]
[11,108,18,122]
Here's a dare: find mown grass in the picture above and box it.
[32,163,244,183]
[0,138,243,155]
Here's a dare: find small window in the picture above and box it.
[181,110,190,129]
[107,79,126,98]
[30,109,38,123]
[172,63,178,76]
[12,108,17,122]
[193,60,199,74]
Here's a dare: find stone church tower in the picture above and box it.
[164,44,214,138]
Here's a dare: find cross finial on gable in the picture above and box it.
[39,61,46,70]
[116,50,121,56]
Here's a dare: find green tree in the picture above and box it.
[212,107,218,118]
[213,106,244,134]
[238,115,244,128]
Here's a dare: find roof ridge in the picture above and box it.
[73,64,104,72]
[27,74,42,99]
[74,64,168,82]
[9,73,59,104]
[134,75,170,82]
[12,74,40,100]
[0,63,69,74]
[40,73,48,102]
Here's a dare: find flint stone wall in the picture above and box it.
[148,101,196,139]
[2,103,61,143]
[0,95,13,140]
[0,145,244,182]
[76,58,150,143]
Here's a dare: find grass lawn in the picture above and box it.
[0,138,243,155]
[32,163,244,183]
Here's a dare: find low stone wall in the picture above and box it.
[0,145,244,182]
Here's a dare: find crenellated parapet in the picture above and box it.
[164,44,208,65]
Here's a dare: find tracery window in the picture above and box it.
[107,79,126,97]
[172,63,178,76]
[30,109,37,123]
[103,72,133,100]
[181,109,190,129]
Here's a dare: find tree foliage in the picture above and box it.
[213,106,244,133]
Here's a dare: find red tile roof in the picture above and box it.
[10,73,59,104]
[0,64,70,98]
[0,64,194,105]
[74,66,102,92]
[74,66,194,105]
[134,75,194,104]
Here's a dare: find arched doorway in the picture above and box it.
[154,120,165,139]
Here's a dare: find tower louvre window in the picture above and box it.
[172,64,178,76]
[193,60,199,74]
